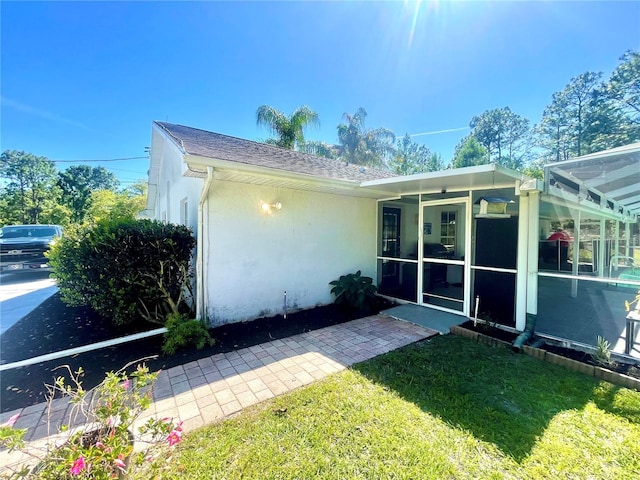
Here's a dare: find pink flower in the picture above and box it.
[167,429,182,446]
[114,454,127,470]
[70,456,86,475]
[4,413,20,427]
[122,379,130,390]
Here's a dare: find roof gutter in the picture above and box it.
[196,166,214,322]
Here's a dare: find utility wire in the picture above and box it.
[52,156,148,163]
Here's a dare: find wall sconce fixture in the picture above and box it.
[260,201,282,213]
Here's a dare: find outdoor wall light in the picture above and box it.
[260,201,282,213]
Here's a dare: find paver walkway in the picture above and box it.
[0,314,437,473]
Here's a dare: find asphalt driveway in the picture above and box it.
[0,271,58,335]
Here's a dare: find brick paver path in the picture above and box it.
[0,314,437,473]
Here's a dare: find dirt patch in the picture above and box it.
[0,295,394,413]
[460,320,519,343]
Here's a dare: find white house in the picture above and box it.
[146,122,640,356]
[145,121,396,325]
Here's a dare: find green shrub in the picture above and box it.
[162,313,214,355]
[329,270,377,312]
[48,218,195,328]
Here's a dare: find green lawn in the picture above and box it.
[168,335,640,479]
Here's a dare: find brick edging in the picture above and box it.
[450,325,640,392]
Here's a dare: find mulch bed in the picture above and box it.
[1,294,393,413]
[459,320,519,343]
[541,343,640,380]
[459,320,640,381]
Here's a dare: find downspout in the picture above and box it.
[512,313,536,352]
[513,189,540,352]
[196,167,214,322]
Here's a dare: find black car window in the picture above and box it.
[0,227,58,239]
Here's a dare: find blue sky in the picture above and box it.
[2,1,639,186]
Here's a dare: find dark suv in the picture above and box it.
[0,225,63,273]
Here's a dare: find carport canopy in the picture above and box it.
[360,163,530,196]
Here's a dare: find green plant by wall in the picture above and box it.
[162,313,214,355]
[329,270,378,312]
[48,218,196,329]
[592,335,613,366]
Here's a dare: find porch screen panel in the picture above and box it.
[470,215,518,326]
[377,197,419,302]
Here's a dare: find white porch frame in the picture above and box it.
[418,195,472,317]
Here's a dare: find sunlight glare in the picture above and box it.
[406,0,439,48]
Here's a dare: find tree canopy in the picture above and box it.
[537,52,640,162]
[58,165,119,223]
[0,150,144,227]
[451,136,488,168]
[0,150,60,224]
[469,107,531,169]
[336,108,395,167]
[256,104,320,150]
[84,181,147,225]
[606,50,640,126]
[389,134,443,175]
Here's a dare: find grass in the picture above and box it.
[167,335,640,479]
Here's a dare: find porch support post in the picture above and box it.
[571,210,581,298]
[526,191,540,317]
[598,218,606,277]
[624,221,631,258]
[196,167,214,323]
[614,221,620,275]
[515,193,529,331]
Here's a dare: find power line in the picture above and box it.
[52,156,148,163]
[105,167,148,174]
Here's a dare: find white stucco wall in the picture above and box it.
[152,139,201,231]
[204,180,378,325]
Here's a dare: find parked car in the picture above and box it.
[0,224,63,273]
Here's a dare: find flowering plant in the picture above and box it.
[0,362,182,479]
[625,288,640,315]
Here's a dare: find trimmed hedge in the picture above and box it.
[48,218,196,327]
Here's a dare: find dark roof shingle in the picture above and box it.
[155,121,396,183]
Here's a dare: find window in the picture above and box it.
[440,211,456,252]
[382,207,401,257]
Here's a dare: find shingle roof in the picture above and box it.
[155,121,396,183]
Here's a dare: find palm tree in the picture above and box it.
[256,105,320,150]
[337,108,395,166]
[299,141,339,159]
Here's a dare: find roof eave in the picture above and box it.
[184,154,389,198]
